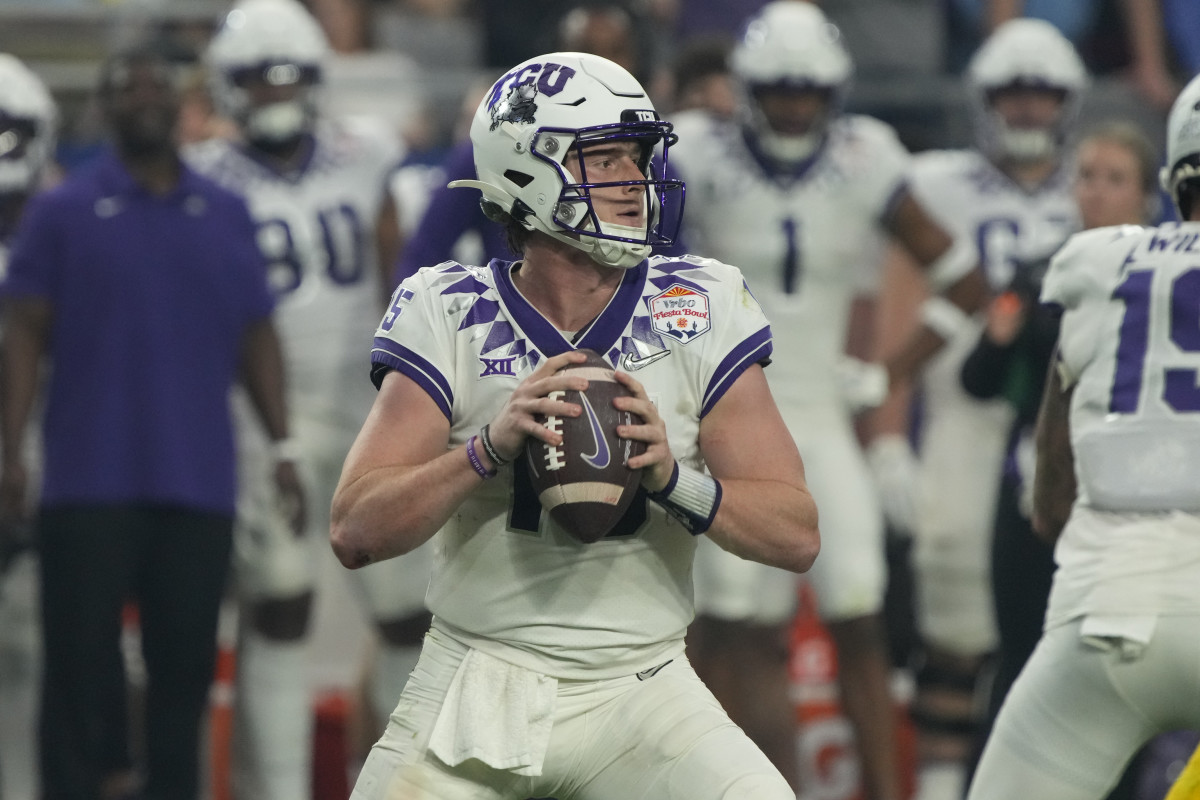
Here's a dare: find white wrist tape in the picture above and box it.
[649,462,722,535]
[925,236,978,291]
[921,296,975,341]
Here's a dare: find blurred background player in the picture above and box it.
[1,42,297,800]
[0,51,56,800]
[186,1,429,797]
[959,118,1161,797]
[670,3,986,797]
[870,18,1086,795]
[965,70,1200,800]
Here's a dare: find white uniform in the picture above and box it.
[671,111,909,623]
[0,237,40,800]
[967,223,1200,800]
[186,119,429,617]
[352,254,795,799]
[905,149,1079,654]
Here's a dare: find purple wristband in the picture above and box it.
[466,436,495,479]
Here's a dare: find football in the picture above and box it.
[525,349,645,542]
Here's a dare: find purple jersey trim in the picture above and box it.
[371,339,454,420]
[490,258,648,358]
[701,325,773,417]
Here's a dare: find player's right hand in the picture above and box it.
[866,434,920,536]
[485,350,588,462]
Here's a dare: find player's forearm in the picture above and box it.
[239,318,292,443]
[704,478,819,573]
[330,443,485,568]
[1031,370,1076,543]
[0,300,49,466]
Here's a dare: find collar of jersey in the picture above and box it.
[490,258,648,359]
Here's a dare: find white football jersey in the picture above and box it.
[909,149,1080,291]
[1044,222,1200,511]
[372,255,773,679]
[186,117,402,427]
[671,112,910,408]
[1039,222,1200,626]
[907,149,1081,450]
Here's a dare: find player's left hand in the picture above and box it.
[612,370,674,492]
[274,460,307,537]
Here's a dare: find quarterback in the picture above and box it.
[331,52,819,800]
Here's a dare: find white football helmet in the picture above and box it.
[0,53,56,195]
[1161,73,1200,219]
[729,1,852,163]
[450,52,683,269]
[966,18,1087,163]
[206,0,329,146]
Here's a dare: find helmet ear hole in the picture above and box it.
[503,170,535,188]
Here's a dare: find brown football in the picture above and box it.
[525,349,645,542]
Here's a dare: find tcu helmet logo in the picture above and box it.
[486,62,578,130]
[649,284,711,343]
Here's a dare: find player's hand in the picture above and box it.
[611,370,674,492]
[837,356,889,414]
[985,291,1026,345]
[274,459,307,537]
[866,434,919,536]
[486,350,589,462]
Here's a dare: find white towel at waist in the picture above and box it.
[428,647,558,777]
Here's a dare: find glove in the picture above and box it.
[837,357,889,414]
[866,435,919,536]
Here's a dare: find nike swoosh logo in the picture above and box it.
[619,349,670,372]
[636,660,673,681]
[578,393,611,469]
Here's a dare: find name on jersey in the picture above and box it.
[649,284,710,343]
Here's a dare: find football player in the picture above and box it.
[669,4,985,796]
[965,70,1200,800]
[872,18,1086,780]
[332,51,819,800]
[187,2,426,797]
[0,51,56,800]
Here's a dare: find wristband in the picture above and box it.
[648,461,722,535]
[270,438,301,463]
[921,295,974,341]
[465,436,495,479]
[478,424,510,467]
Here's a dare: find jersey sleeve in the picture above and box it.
[370,267,459,419]
[1042,225,1142,311]
[846,116,912,223]
[694,259,775,416]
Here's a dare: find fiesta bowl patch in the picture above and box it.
[649,284,710,343]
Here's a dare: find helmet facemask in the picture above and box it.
[227,61,321,148]
[743,84,835,165]
[981,82,1071,164]
[530,122,683,268]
